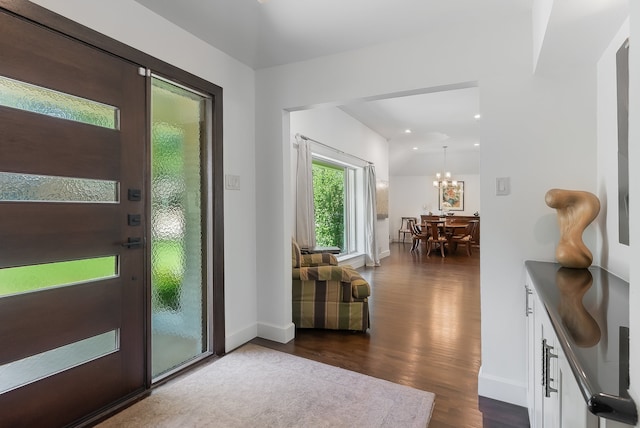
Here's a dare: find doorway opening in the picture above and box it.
[289,82,481,259]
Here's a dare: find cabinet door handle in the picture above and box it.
[543,339,558,397]
[525,286,533,316]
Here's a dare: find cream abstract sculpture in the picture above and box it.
[545,189,600,268]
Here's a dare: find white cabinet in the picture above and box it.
[559,351,597,428]
[526,282,545,428]
[525,274,597,428]
[525,261,636,426]
[541,314,559,428]
[525,283,538,426]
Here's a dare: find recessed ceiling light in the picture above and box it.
[474,114,481,120]
[412,147,418,150]
[405,129,412,134]
[474,143,480,147]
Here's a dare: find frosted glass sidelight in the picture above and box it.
[0,330,119,394]
[0,256,118,297]
[0,172,118,203]
[0,75,118,129]
[150,77,207,378]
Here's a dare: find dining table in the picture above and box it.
[421,221,470,257]
[443,222,468,236]
[422,220,468,237]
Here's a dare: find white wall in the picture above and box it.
[596,19,630,281]
[289,107,390,263]
[29,0,259,352]
[256,12,599,406]
[532,0,554,71]
[389,174,480,241]
[478,62,597,406]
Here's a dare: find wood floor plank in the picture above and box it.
[253,242,529,428]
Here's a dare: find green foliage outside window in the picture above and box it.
[151,121,184,310]
[312,161,345,250]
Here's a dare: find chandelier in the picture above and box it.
[432,145,459,188]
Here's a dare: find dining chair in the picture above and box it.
[426,221,447,257]
[398,216,417,243]
[449,220,479,256]
[409,219,429,252]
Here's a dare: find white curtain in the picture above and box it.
[295,137,316,249]
[364,164,380,266]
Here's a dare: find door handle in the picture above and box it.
[121,237,143,249]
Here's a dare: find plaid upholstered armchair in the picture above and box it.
[291,239,370,332]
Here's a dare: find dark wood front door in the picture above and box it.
[0,10,146,427]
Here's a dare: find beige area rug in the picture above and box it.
[98,343,435,427]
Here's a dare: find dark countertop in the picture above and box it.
[525,260,637,425]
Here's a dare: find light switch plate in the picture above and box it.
[496,177,510,196]
[225,174,240,190]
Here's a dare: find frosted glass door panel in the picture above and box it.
[0,172,118,203]
[151,77,207,378]
[0,75,118,129]
[0,256,118,297]
[0,330,118,394]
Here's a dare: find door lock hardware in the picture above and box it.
[128,214,141,226]
[121,237,143,249]
[128,188,141,201]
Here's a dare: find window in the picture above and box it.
[312,158,356,254]
[150,76,209,379]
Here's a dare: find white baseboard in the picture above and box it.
[338,253,365,268]
[225,323,258,353]
[478,365,528,407]
[226,322,296,352]
[392,238,412,244]
[337,250,390,269]
[257,321,295,344]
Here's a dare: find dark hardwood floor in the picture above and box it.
[252,242,530,428]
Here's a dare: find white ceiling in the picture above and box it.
[134,0,532,70]
[133,0,627,176]
[339,86,481,176]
